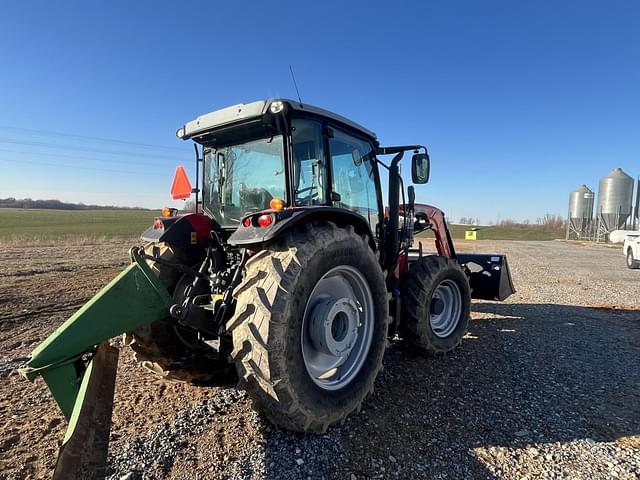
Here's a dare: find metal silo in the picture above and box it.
[569,185,594,231]
[566,185,594,238]
[597,168,634,231]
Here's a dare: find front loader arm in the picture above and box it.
[18,247,173,479]
[413,203,457,258]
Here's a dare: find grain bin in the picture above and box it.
[597,168,634,231]
[568,185,594,234]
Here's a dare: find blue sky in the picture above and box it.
[0,1,638,223]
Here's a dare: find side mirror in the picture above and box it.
[411,153,430,184]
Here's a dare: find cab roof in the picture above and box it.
[179,99,377,142]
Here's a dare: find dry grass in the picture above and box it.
[0,208,159,245]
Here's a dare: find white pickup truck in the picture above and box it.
[624,231,640,269]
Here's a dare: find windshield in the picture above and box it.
[203,135,286,226]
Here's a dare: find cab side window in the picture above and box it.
[291,119,326,206]
[328,129,379,229]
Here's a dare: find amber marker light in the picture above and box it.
[269,198,285,211]
[161,207,177,217]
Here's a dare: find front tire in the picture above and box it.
[627,248,639,269]
[401,255,471,355]
[227,222,388,432]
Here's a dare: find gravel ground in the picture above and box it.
[1,239,639,479]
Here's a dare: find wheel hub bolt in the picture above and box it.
[309,297,360,357]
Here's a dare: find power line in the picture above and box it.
[0,137,184,160]
[0,157,170,178]
[0,147,176,167]
[0,125,186,152]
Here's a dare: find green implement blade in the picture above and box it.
[53,342,119,480]
[20,248,172,417]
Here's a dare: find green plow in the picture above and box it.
[19,248,172,479]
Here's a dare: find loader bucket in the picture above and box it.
[457,253,516,301]
[18,248,172,479]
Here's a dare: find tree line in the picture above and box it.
[0,197,150,211]
[458,214,566,231]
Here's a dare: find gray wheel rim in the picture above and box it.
[301,265,374,391]
[628,251,634,267]
[430,279,462,338]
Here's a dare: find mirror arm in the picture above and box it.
[376,145,423,156]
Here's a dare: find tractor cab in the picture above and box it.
[176,99,384,235]
[172,99,433,264]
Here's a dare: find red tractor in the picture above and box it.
[21,99,514,477]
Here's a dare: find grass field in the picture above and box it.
[0,208,160,243]
[429,223,564,241]
[0,208,564,244]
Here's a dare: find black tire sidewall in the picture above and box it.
[401,256,471,354]
[277,235,387,414]
[420,265,471,350]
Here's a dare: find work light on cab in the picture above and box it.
[269,101,284,114]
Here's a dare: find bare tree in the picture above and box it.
[537,214,566,231]
[181,199,196,212]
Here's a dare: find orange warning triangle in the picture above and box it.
[170,165,193,200]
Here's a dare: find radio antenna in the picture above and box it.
[289,64,304,108]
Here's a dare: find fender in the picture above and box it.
[141,213,214,250]
[227,206,377,250]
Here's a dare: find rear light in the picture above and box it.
[243,217,252,227]
[257,214,274,228]
[153,218,164,230]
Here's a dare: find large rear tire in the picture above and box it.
[227,222,388,432]
[401,255,471,355]
[124,243,231,383]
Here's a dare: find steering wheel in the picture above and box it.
[295,187,319,205]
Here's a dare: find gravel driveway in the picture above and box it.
[1,240,638,479]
